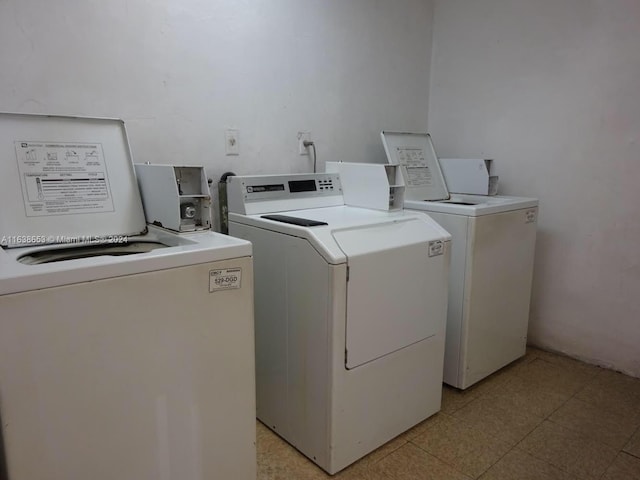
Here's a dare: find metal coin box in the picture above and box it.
[134,163,212,232]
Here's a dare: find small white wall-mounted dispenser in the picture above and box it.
[438,158,499,196]
[134,164,212,232]
[325,161,405,211]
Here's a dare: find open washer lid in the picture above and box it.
[380,131,450,202]
[0,113,147,248]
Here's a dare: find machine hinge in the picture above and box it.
[346,266,350,282]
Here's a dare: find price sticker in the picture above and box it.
[209,268,242,292]
[428,240,444,257]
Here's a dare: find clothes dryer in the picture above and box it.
[227,173,450,474]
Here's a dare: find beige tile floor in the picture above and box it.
[256,347,640,479]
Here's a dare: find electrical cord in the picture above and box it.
[303,140,317,173]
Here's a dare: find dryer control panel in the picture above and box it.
[243,174,340,199]
[227,173,343,215]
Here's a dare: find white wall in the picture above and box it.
[428,0,640,376]
[0,0,433,180]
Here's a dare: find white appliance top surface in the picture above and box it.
[0,225,252,295]
[230,205,451,265]
[0,112,147,247]
[380,131,450,202]
[405,194,539,217]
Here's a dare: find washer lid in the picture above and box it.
[380,131,449,202]
[0,113,147,247]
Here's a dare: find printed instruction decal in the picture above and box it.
[15,141,115,217]
[396,147,433,187]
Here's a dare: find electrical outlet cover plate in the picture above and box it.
[225,129,239,156]
[298,131,310,155]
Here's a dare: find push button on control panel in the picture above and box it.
[318,179,335,192]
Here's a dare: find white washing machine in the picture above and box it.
[227,173,451,474]
[381,131,538,390]
[0,113,256,480]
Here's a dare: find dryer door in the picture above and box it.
[333,219,449,369]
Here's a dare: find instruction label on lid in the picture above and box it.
[396,147,433,187]
[14,141,115,217]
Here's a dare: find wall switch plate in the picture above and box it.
[225,129,239,155]
[298,131,310,155]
